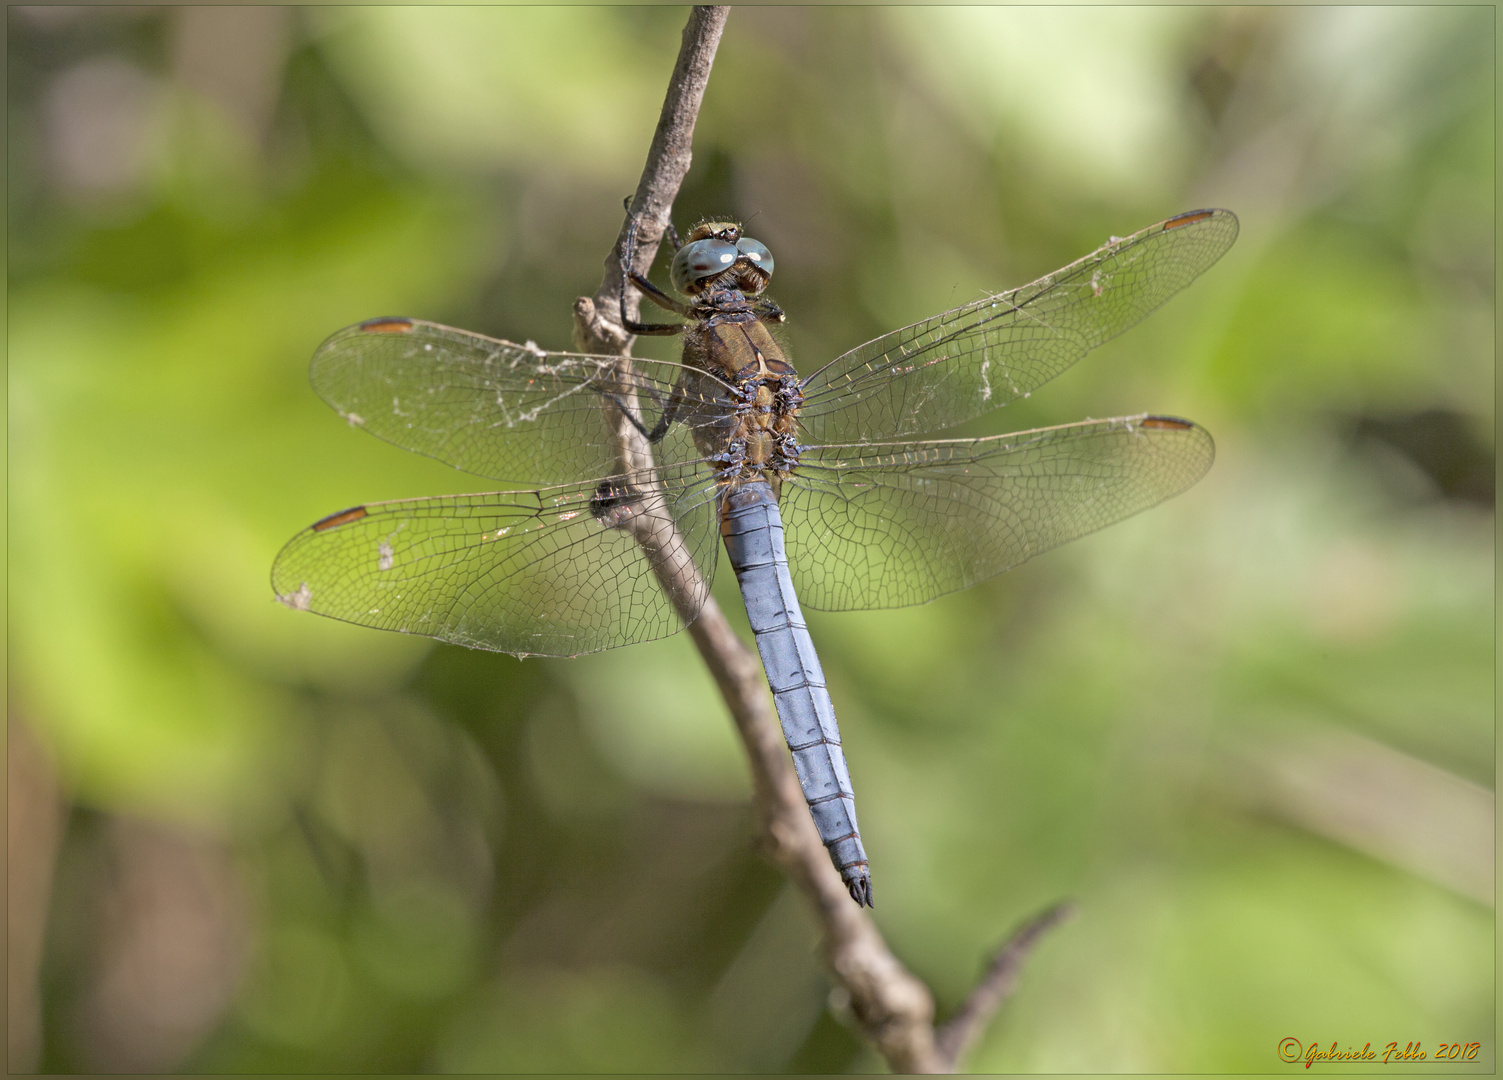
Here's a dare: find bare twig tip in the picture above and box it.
[932,898,1078,1069]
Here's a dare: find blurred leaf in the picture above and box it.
[433,966,712,1071]
[890,7,1211,201]
[351,879,482,1000]
[237,922,354,1050]
[567,632,753,803]
[1209,221,1456,417]
[310,7,683,179]
[10,169,484,813]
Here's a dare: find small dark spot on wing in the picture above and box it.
[312,506,369,531]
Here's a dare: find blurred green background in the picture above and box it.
[7,6,1493,1073]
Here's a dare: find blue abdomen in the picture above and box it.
[720,480,872,906]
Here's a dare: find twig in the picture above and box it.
[574,5,726,356]
[571,8,1065,1072]
[934,901,1077,1069]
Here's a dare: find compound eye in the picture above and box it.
[736,237,774,278]
[670,238,738,293]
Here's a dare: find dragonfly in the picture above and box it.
[273,207,1238,907]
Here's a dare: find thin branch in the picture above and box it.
[934,901,1077,1069]
[569,8,1061,1072]
[574,5,727,356]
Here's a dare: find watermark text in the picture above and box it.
[1279,1039,1482,1068]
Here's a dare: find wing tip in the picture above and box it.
[1161,208,1240,248]
[1138,414,1216,472]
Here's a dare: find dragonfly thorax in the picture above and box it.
[714,371,803,496]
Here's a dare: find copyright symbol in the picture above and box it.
[1279,1038,1303,1063]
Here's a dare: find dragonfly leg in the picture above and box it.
[599,390,654,439]
[621,196,682,256]
[751,296,786,324]
[598,376,682,445]
[642,383,683,443]
[620,214,692,335]
[632,270,691,316]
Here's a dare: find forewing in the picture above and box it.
[781,416,1214,611]
[798,210,1238,442]
[311,318,733,484]
[271,463,721,656]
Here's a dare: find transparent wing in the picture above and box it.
[310,317,736,485]
[798,210,1238,442]
[271,463,722,657]
[781,415,1214,611]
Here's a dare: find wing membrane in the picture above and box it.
[798,210,1238,442]
[781,415,1214,611]
[271,463,722,656]
[311,318,735,485]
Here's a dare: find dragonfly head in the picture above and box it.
[671,220,774,297]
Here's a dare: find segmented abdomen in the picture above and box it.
[719,480,872,906]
